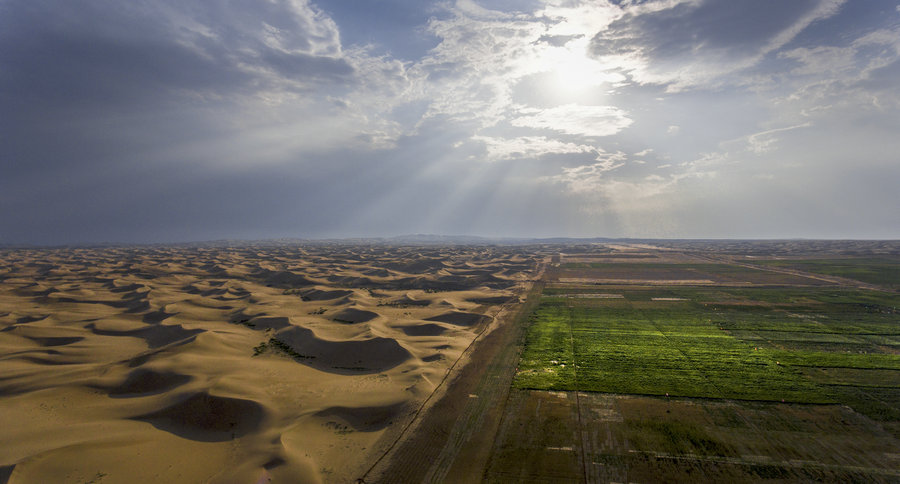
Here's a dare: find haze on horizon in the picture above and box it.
[2,0,899,245]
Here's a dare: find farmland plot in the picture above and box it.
[495,254,900,482]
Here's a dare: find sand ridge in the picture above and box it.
[0,244,538,483]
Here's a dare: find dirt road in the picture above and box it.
[361,267,546,483]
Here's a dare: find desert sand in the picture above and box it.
[0,244,538,483]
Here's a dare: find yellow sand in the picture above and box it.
[0,245,536,483]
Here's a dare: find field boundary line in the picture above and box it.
[567,301,590,483]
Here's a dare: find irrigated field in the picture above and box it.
[751,257,900,290]
[516,286,900,407]
[489,247,900,482]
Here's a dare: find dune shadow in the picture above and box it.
[467,295,514,305]
[398,323,448,337]
[425,311,491,327]
[108,368,192,398]
[133,392,264,442]
[18,334,83,347]
[273,326,411,374]
[332,308,379,324]
[0,464,13,484]
[299,288,354,301]
[87,322,203,349]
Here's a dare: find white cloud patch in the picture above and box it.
[779,25,900,88]
[411,8,546,125]
[511,104,633,137]
[538,1,621,37]
[409,1,635,144]
[755,22,900,137]
[746,123,812,154]
[473,135,598,161]
[548,152,628,193]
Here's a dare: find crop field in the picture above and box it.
[751,257,900,290]
[516,285,900,403]
[488,251,900,482]
[487,390,900,483]
[558,261,829,285]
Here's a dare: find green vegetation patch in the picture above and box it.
[558,262,824,285]
[515,285,900,408]
[754,257,900,289]
[515,302,576,390]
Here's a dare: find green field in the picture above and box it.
[493,251,900,482]
[515,284,900,421]
[753,257,900,289]
[558,261,827,285]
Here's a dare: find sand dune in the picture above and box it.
[314,402,409,432]
[298,288,353,301]
[387,293,433,307]
[0,244,538,483]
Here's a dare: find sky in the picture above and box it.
[2,0,899,244]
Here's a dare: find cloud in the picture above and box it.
[535,34,585,47]
[2,0,900,243]
[745,123,812,154]
[410,6,545,125]
[537,1,621,37]
[0,0,416,171]
[411,1,633,137]
[472,135,597,160]
[511,104,633,137]
[589,0,847,91]
[0,0,354,99]
[548,152,628,193]
[777,24,900,94]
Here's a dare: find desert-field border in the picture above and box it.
[359,259,548,483]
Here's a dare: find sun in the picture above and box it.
[553,52,603,91]
[544,39,607,94]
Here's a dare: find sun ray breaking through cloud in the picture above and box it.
[2,0,899,243]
